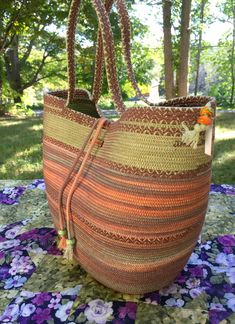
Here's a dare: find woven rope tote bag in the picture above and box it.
[43,0,216,294]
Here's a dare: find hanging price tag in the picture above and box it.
[205,122,213,156]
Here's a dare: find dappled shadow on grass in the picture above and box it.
[215,112,235,130]
[212,137,235,184]
[0,118,43,179]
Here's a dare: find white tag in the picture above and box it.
[205,123,213,156]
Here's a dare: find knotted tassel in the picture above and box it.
[181,104,213,149]
[64,238,75,261]
[57,229,67,250]
[182,123,207,149]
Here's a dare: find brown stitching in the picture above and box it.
[73,215,200,245]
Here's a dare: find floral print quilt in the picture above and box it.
[0,180,234,324]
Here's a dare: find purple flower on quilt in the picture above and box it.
[0,186,26,205]
[189,265,204,278]
[210,184,227,194]
[32,292,51,306]
[209,309,232,324]
[175,273,186,284]
[27,179,45,190]
[0,236,5,243]
[118,302,137,320]
[204,282,225,299]
[18,228,40,241]
[223,283,235,293]
[32,307,52,323]
[223,246,233,254]
[218,235,235,247]
[47,244,62,255]
[0,265,10,280]
[4,275,27,289]
[200,251,209,261]
[0,251,4,259]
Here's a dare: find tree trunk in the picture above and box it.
[0,57,6,116]
[178,0,192,97]
[194,0,206,96]
[4,35,23,103]
[230,2,235,106]
[162,0,174,99]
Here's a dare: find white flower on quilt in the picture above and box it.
[0,303,19,322]
[165,298,184,307]
[210,303,226,311]
[37,182,46,190]
[48,297,61,309]
[5,226,22,239]
[55,301,73,322]
[20,303,36,317]
[189,287,205,298]
[201,241,212,250]
[186,278,201,289]
[2,188,13,195]
[227,268,235,284]
[4,275,27,289]
[227,298,235,312]
[216,253,235,267]
[20,291,36,298]
[0,239,21,251]
[187,252,203,265]
[61,285,82,296]
[224,293,235,311]
[10,255,34,274]
[84,299,113,324]
[11,250,23,258]
[159,283,178,296]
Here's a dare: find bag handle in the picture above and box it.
[92,0,154,106]
[66,0,126,114]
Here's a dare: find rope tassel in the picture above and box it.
[181,103,213,149]
[182,123,207,149]
[64,238,75,261]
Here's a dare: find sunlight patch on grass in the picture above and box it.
[215,130,235,140]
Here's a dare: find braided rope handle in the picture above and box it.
[92,0,154,106]
[91,0,113,104]
[66,0,126,113]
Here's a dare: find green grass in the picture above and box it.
[0,112,234,183]
[212,112,235,183]
[0,117,43,179]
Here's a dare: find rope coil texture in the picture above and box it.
[43,0,217,294]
